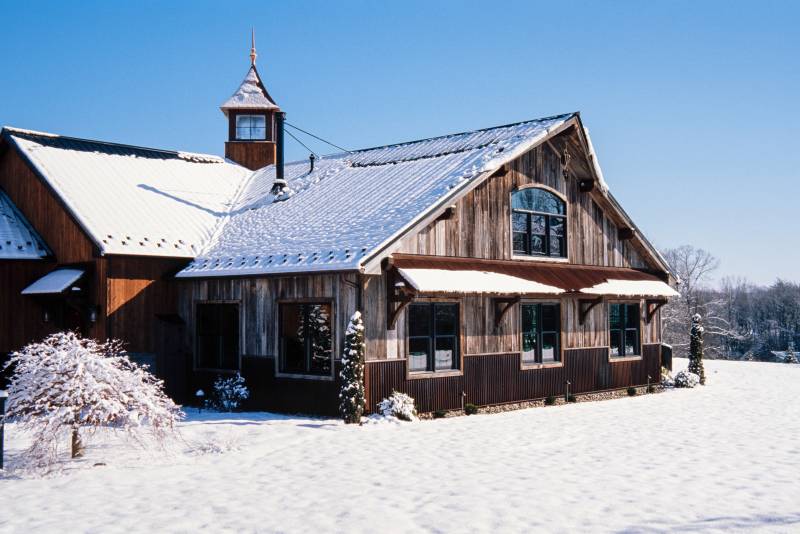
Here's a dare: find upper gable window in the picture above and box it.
[235,114,267,140]
[511,187,567,258]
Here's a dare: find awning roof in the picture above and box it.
[21,268,84,295]
[392,255,678,298]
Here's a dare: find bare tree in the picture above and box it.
[662,246,748,358]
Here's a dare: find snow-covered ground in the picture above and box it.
[2,358,799,533]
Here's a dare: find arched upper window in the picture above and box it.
[511,187,567,258]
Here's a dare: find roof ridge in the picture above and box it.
[2,126,225,163]
[347,112,577,155]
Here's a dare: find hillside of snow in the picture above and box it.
[1,358,799,533]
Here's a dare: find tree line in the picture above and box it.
[662,245,800,360]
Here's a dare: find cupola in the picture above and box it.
[221,30,282,170]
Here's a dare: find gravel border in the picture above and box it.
[420,385,665,419]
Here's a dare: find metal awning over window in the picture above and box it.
[21,268,85,296]
[392,255,678,298]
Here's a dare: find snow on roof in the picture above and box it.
[0,189,50,260]
[177,113,575,277]
[4,128,251,258]
[21,268,84,295]
[398,268,563,295]
[220,66,279,111]
[581,279,679,298]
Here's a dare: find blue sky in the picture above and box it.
[1,1,797,285]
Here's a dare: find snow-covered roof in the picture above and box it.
[398,268,563,295]
[220,66,279,111]
[581,279,679,298]
[21,268,84,295]
[3,128,251,258]
[178,113,575,277]
[0,188,50,260]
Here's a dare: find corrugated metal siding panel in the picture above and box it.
[365,344,661,413]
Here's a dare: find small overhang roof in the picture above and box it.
[21,268,84,295]
[398,268,563,296]
[392,255,678,298]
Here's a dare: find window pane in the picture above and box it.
[541,332,558,362]
[251,115,266,127]
[549,217,565,257]
[409,337,430,371]
[626,304,640,329]
[280,303,306,374]
[408,304,430,336]
[521,304,538,363]
[511,190,533,210]
[531,215,546,235]
[196,303,238,370]
[609,304,622,329]
[512,211,528,233]
[625,329,639,355]
[306,304,332,375]
[251,127,266,140]
[434,304,457,335]
[541,304,559,332]
[236,115,252,128]
[435,337,457,370]
[610,329,621,357]
[530,235,544,255]
[532,189,565,215]
[513,233,527,254]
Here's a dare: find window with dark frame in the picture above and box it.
[235,114,268,140]
[408,303,459,373]
[511,188,567,258]
[609,303,641,357]
[195,303,240,371]
[521,303,561,364]
[279,302,333,377]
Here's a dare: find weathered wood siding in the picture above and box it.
[177,273,358,359]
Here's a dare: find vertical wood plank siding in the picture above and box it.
[365,344,661,413]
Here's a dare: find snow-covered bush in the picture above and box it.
[207,373,249,411]
[673,369,701,388]
[3,332,182,469]
[377,390,418,422]
[785,352,798,364]
[689,314,706,384]
[339,311,366,424]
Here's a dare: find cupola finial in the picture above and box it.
[250,28,257,66]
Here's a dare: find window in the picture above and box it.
[235,114,267,140]
[196,303,239,370]
[280,303,333,377]
[609,303,640,357]
[511,188,567,258]
[521,303,561,365]
[408,303,459,373]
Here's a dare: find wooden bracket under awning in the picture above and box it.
[386,268,416,330]
[646,298,668,323]
[579,297,603,325]
[493,296,521,329]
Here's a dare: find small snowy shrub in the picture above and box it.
[3,332,182,469]
[544,395,556,406]
[566,394,577,403]
[673,369,701,388]
[339,311,366,424]
[464,403,478,415]
[627,387,638,396]
[378,390,417,421]
[433,410,447,419]
[208,373,249,411]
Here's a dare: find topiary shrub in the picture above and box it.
[566,394,577,403]
[627,387,637,396]
[674,369,701,388]
[433,410,447,419]
[464,403,478,415]
[544,395,556,406]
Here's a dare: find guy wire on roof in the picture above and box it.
[284,122,351,153]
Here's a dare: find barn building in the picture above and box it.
[0,43,677,414]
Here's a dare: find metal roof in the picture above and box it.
[0,188,49,260]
